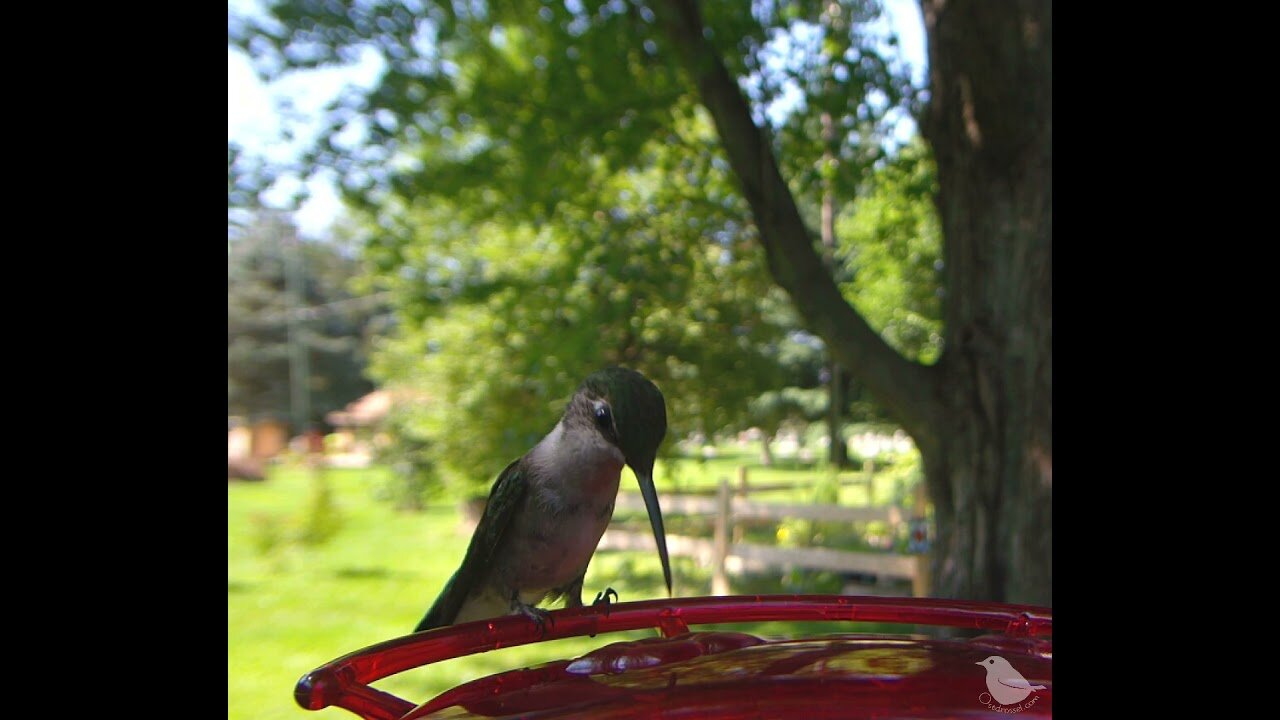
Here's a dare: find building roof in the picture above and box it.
[325,390,392,428]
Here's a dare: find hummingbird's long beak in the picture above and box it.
[636,469,672,596]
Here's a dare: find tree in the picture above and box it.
[232,0,1051,605]
[359,115,790,497]
[914,0,1050,605]
[228,212,382,430]
[765,1,906,469]
[658,0,1051,604]
[832,135,945,434]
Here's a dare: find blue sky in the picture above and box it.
[228,0,927,238]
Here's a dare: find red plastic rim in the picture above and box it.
[295,594,1052,720]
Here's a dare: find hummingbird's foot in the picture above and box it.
[515,601,555,637]
[585,587,619,637]
[592,587,619,616]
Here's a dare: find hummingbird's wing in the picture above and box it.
[414,459,527,632]
[557,573,586,608]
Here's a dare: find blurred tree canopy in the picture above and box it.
[231,0,910,494]
[359,112,792,496]
[228,212,383,428]
[230,0,1051,606]
[838,136,941,365]
[745,135,951,462]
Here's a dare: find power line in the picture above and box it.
[238,291,394,327]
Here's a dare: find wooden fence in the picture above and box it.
[600,469,931,596]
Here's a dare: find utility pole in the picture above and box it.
[820,1,848,469]
[821,111,847,468]
[284,224,311,438]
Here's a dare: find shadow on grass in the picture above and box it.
[228,580,252,593]
[591,555,684,596]
[335,566,398,580]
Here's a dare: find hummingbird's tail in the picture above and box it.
[414,571,461,632]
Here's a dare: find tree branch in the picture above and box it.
[654,0,938,443]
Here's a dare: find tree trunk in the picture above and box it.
[657,0,1051,606]
[821,111,849,469]
[826,363,848,467]
[760,433,774,466]
[917,0,1052,606]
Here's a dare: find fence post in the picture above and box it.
[911,483,932,598]
[733,466,748,543]
[713,478,731,595]
[864,456,876,505]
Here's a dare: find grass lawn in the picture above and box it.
[228,445,921,719]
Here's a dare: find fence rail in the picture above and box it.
[598,531,920,578]
[615,493,904,525]
[604,470,931,596]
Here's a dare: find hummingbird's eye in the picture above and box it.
[594,402,613,429]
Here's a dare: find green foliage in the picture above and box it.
[243,467,344,576]
[768,1,912,204]
[358,114,793,497]
[811,471,842,505]
[747,385,824,438]
[298,468,344,546]
[372,403,442,509]
[228,142,266,230]
[231,1,910,218]
[836,138,943,364]
[882,448,925,511]
[247,512,286,557]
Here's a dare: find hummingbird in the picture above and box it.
[413,367,672,633]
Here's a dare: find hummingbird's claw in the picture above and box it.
[587,587,620,636]
[592,587,619,616]
[516,602,554,637]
